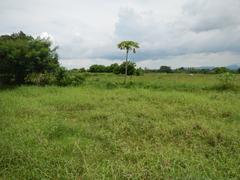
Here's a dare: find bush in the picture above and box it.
[24,73,56,86]
[109,63,119,73]
[56,68,85,86]
[218,72,236,89]
[57,74,86,86]
[0,74,15,85]
[118,61,136,75]
[135,68,144,76]
[213,67,229,74]
[23,68,86,86]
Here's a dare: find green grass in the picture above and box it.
[0,73,240,179]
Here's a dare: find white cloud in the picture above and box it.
[137,52,240,69]
[39,32,55,43]
[60,58,122,69]
[1,0,240,68]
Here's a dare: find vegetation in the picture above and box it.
[217,72,236,90]
[0,31,59,85]
[88,62,143,76]
[159,66,173,73]
[118,41,140,83]
[0,32,88,86]
[145,66,240,74]
[0,31,240,179]
[0,73,240,179]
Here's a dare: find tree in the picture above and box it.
[119,61,136,75]
[0,31,59,84]
[212,67,229,74]
[89,64,107,73]
[135,67,144,76]
[159,66,172,73]
[109,63,119,73]
[117,41,139,83]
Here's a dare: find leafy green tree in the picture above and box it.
[174,67,185,73]
[117,41,139,83]
[109,63,119,73]
[135,67,144,76]
[119,61,136,75]
[89,65,107,73]
[0,31,59,84]
[212,67,229,74]
[159,66,172,73]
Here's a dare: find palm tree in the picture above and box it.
[118,41,140,83]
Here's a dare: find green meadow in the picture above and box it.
[0,73,240,179]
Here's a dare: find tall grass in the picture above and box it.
[0,73,240,179]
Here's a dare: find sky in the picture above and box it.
[1,0,240,69]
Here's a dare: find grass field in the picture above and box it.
[0,73,240,179]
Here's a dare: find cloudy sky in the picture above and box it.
[1,0,240,68]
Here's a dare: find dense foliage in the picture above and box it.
[0,31,59,84]
[0,32,87,86]
[159,66,173,73]
[88,61,144,76]
[87,64,239,75]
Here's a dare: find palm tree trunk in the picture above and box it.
[124,50,129,84]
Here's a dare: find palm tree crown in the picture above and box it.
[117,41,140,53]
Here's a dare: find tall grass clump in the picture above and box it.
[217,72,236,90]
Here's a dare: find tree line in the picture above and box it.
[145,66,240,74]
[77,65,240,74]
[82,62,144,76]
[0,31,239,86]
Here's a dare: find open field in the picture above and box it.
[0,73,240,179]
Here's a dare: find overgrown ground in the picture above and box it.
[0,73,240,179]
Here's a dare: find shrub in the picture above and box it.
[109,63,119,73]
[24,68,86,86]
[56,68,85,86]
[218,72,236,89]
[57,74,85,86]
[119,61,136,75]
[24,73,56,86]
[213,67,229,74]
[68,74,86,86]
[0,74,15,85]
[113,65,121,74]
[135,68,144,76]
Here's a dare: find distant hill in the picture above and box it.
[226,64,240,70]
[195,66,215,70]
[195,64,240,70]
